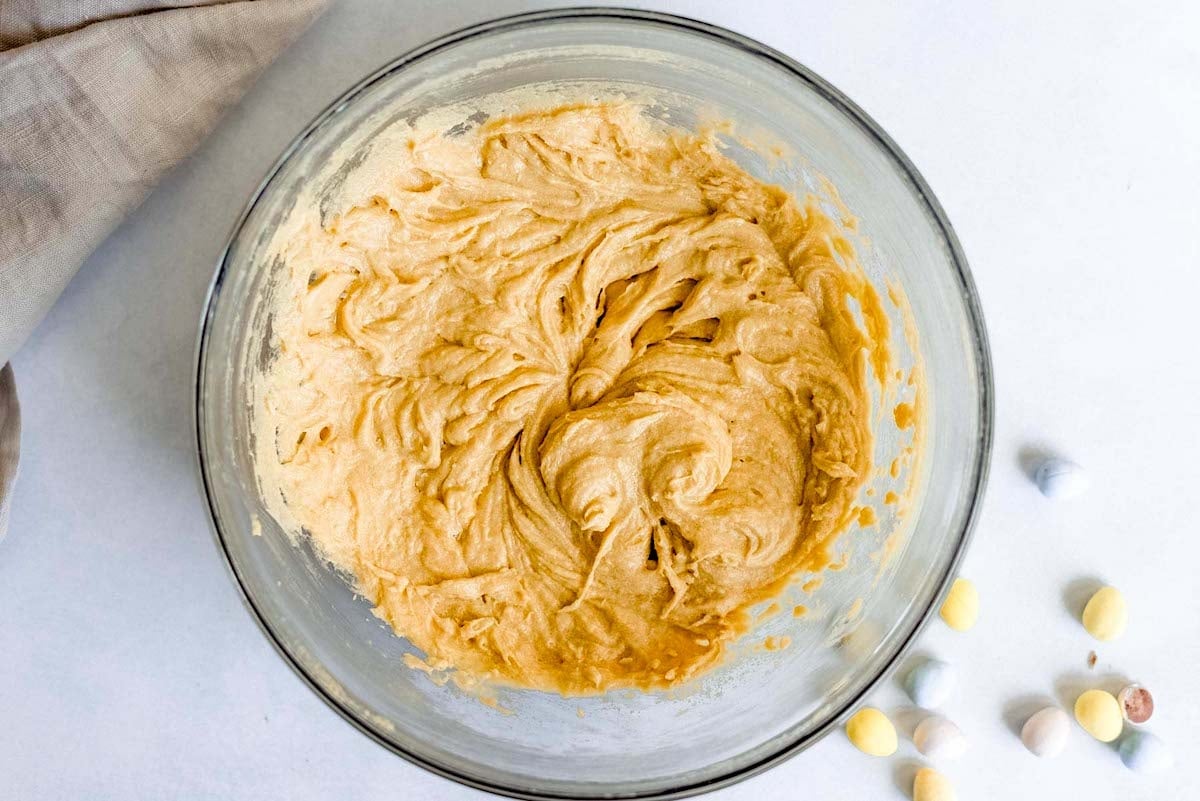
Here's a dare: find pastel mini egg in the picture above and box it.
[903,659,956,708]
[914,716,968,761]
[1021,706,1070,757]
[1119,730,1172,774]
[1118,684,1154,724]
[1082,586,1128,641]
[1074,689,1123,742]
[1034,458,1089,498]
[913,767,957,801]
[940,578,979,631]
[845,707,897,756]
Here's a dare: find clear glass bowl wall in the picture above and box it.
[196,10,990,800]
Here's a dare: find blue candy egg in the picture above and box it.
[1119,730,1172,774]
[903,659,956,709]
[1034,458,1089,499]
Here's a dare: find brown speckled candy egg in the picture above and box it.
[1118,684,1154,724]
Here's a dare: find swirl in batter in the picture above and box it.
[257,104,890,694]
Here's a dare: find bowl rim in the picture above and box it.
[194,7,994,799]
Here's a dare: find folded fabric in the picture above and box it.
[0,0,330,540]
[0,364,17,536]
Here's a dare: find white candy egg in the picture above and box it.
[1021,706,1070,757]
[1119,731,1172,774]
[903,659,956,708]
[914,716,968,761]
[1034,458,1089,499]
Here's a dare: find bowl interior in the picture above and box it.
[197,11,988,799]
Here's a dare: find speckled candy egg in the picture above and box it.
[1118,684,1154,724]
[1034,457,1089,498]
[1119,730,1172,774]
[913,767,957,801]
[903,659,956,709]
[914,716,968,760]
[1021,706,1070,757]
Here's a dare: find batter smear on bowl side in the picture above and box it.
[256,103,893,694]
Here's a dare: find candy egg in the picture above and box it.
[914,716,968,760]
[1082,586,1127,641]
[940,578,978,631]
[1074,689,1123,742]
[903,659,956,708]
[1118,684,1154,724]
[913,767,957,801]
[1119,730,1172,774]
[1021,706,1070,757]
[1034,458,1089,498]
[845,707,897,756]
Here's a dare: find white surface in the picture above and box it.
[2,1,1198,798]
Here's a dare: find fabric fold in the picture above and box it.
[0,0,331,540]
[0,364,18,539]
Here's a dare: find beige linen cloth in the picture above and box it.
[0,0,330,540]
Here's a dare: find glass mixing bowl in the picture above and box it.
[195,9,991,799]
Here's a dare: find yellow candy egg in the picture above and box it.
[940,578,978,631]
[1074,689,1123,742]
[845,707,897,756]
[913,767,957,801]
[1082,586,1127,641]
